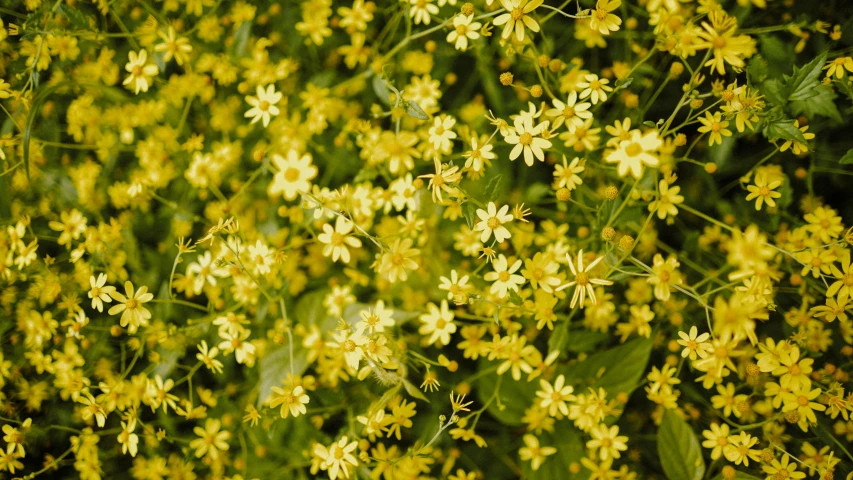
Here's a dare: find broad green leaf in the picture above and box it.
[477,359,534,426]
[746,55,768,84]
[759,79,784,106]
[763,119,807,144]
[783,51,828,102]
[294,289,330,328]
[562,337,653,397]
[658,409,705,480]
[564,330,609,353]
[484,174,503,202]
[789,85,842,122]
[839,149,853,165]
[405,100,428,120]
[547,322,570,356]
[257,343,309,405]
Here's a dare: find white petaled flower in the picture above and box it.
[474,202,513,243]
[428,115,458,153]
[446,14,482,51]
[484,254,525,298]
[505,116,552,166]
[244,84,282,127]
[556,250,614,308]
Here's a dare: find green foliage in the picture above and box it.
[657,410,705,480]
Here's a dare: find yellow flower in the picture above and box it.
[604,130,662,179]
[745,172,782,210]
[536,374,575,416]
[419,300,457,346]
[484,254,525,298]
[87,273,116,312]
[190,418,231,459]
[697,111,731,146]
[649,179,684,219]
[677,326,711,360]
[268,150,318,201]
[556,250,613,308]
[493,0,544,42]
[577,74,613,105]
[269,385,310,418]
[779,120,814,155]
[474,202,514,243]
[701,423,730,460]
[117,418,139,457]
[586,423,628,461]
[318,216,362,263]
[244,84,282,127]
[827,249,853,303]
[409,0,439,25]
[154,26,192,65]
[447,14,482,51]
[419,157,462,203]
[762,454,807,479]
[122,49,159,94]
[108,281,154,334]
[505,116,552,166]
[589,0,622,35]
[824,56,853,79]
[519,434,557,471]
[697,11,756,75]
[323,436,359,480]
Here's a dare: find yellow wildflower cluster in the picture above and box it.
[0,0,852,479]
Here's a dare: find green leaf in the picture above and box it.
[405,100,428,120]
[746,55,768,84]
[525,183,552,205]
[477,360,533,426]
[562,337,653,397]
[564,330,609,353]
[257,343,309,405]
[506,289,523,305]
[789,85,842,122]
[763,119,807,144]
[484,174,503,202]
[372,76,393,106]
[759,79,785,106]
[294,289,334,330]
[231,21,253,58]
[59,4,89,29]
[463,201,477,229]
[402,378,429,402]
[782,51,828,102]
[839,149,853,165]
[658,409,706,480]
[615,77,633,89]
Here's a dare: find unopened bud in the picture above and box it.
[602,226,616,241]
[619,235,635,251]
[604,186,619,200]
[556,188,571,201]
[499,72,514,86]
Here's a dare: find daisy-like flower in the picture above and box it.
[409,0,439,25]
[493,0,544,42]
[697,11,756,75]
[269,385,310,418]
[556,250,613,308]
[762,454,807,480]
[318,215,362,263]
[428,115,458,152]
[108,281,154,333]
[357,300,395,333]
[439,270,471,302]
[546,91,592,130]
[484,254,525,298]
[190,418,231,459]
[745,173,782,211]
[154,26,192,65]
[474,202,513,243]
[328,329,368,370]
[505,116,552,166]
[519,434,557,471]
[649,179,684,219]
[553,156,585,190]
[419,157,462,203]
[779,120,815,156]
[88,273,116,312]
[588,0,622,35]
[447,14,482,51]
[123,49,159,94]
[117,418,139,457]
[577,74,613,105]
[196,340,224,374]
[827,250,853,303]
[697,111,732,146]
[586,424,628,461]
[268,150,318,201]
[824,56,853,79]
[463,135,496,174]
[244,84,282,127]
[419,300,457,347]
[323,436,359,480]
[605,130,662,179]
[536,374,575,416]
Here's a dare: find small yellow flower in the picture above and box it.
[493,0,544,42]
[122,49,159,94]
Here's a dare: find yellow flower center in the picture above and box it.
[126,298,138,310]
[498,271,510,282]
[487,217,501,230]
[797,395,809,406]
[844,273,853,286]
[576,271,589,286]
[343,340,356,352]
[436,318,447,329]
[519,132,533,146]
[760,186,770,196]
[284,167,301,182]
[625,143,642,156]
[511,8,524,21]
[712,36,727,49]
[258,100,270,112]
[455,24,468,35]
